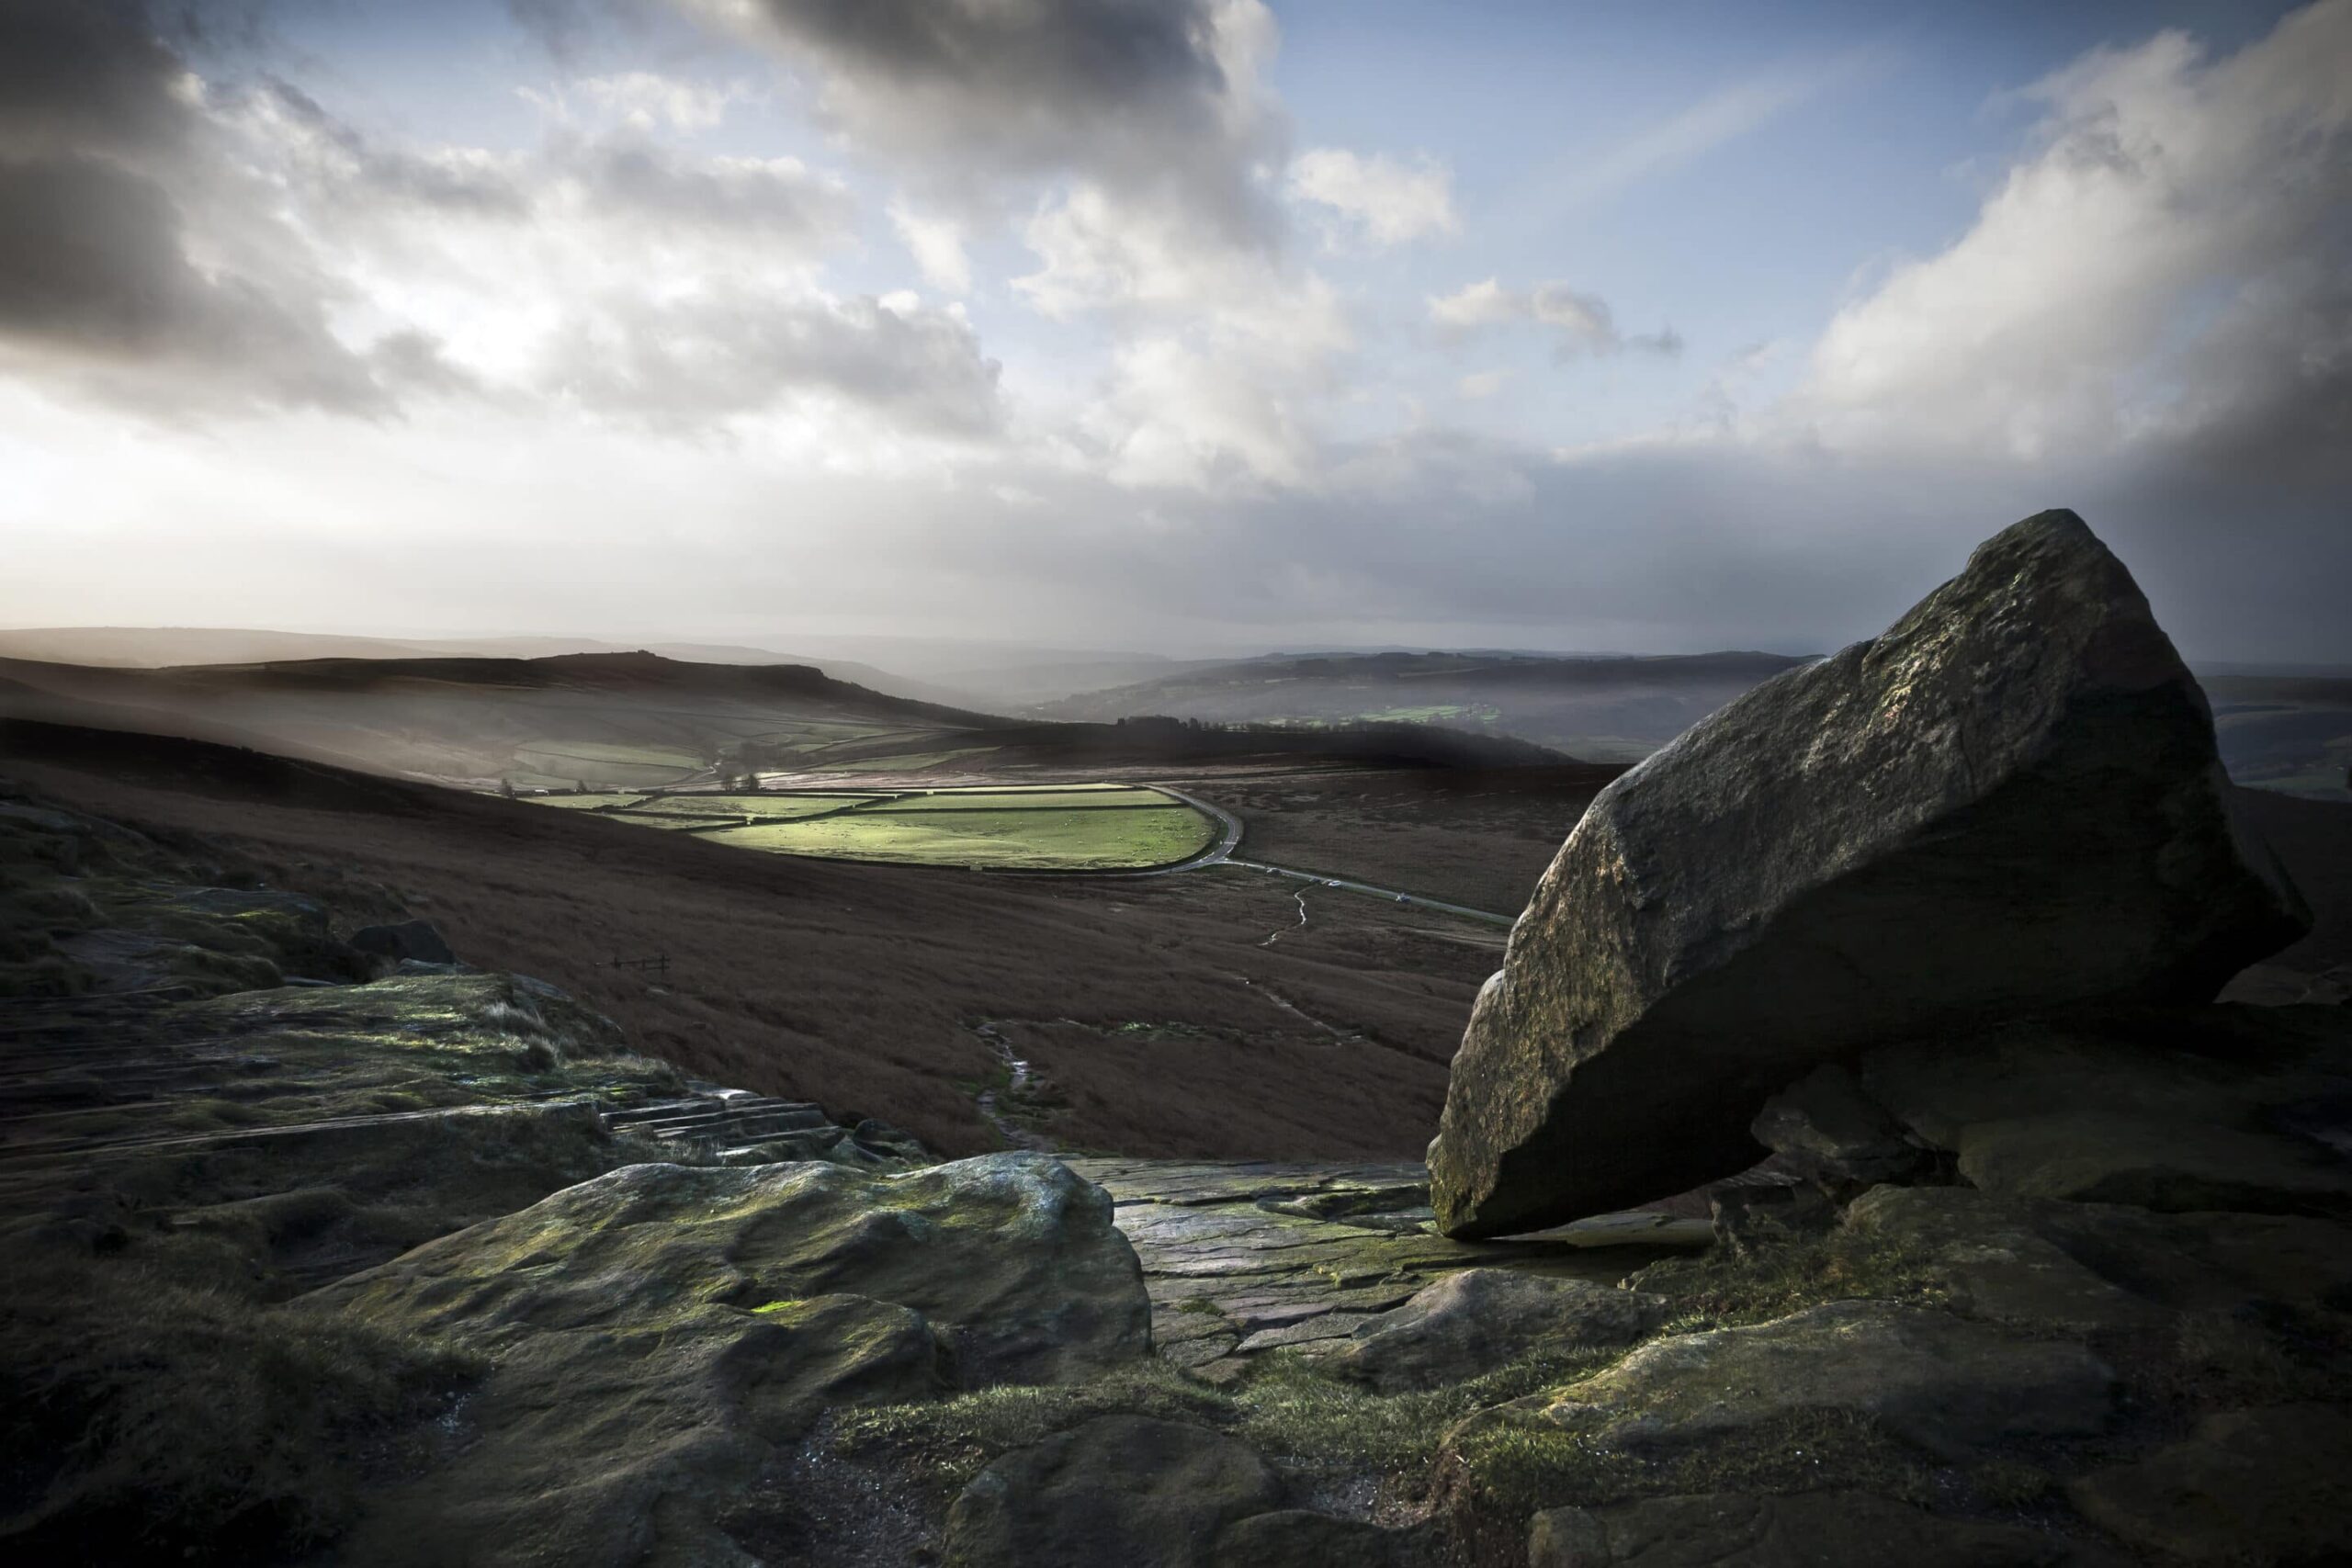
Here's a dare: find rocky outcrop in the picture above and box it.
[1430,511,2308,1237]
[316,1154,1150,1566]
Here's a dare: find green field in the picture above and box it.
[526,784,1217,869]
[525,792,652,809]
[511,740,703,788]
[703,806,1214,869]
[616,793,880,822]
[867,786,1171,812]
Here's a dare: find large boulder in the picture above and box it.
[1430,511,2308,1236]
[311,1153,1148,1567]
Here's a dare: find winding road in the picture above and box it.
[1148,785,1516,928]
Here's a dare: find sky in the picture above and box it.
[1,0,2346,660]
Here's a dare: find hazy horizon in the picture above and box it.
[6,1,2348,662]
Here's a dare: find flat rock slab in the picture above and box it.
[1430,511,2308,1237]
[1068,1158,1709,1381]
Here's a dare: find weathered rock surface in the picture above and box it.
[1430,511,2308,1236]
[1528,1490,2110,1568]
[315,1154,1149,1566]
[1210,1509,1433,1568]
[2066,1405,2352,1564]
[1066,1158,1707,1381]
[1527,1300,2114,1461]
[1841,1187,2160,1331]
[1706,1180,1839,1257]
[1751,1063,1928,1190]
[349,918,456,964]
[944,1416,1281,1568]
[1334,1268,1670,1393]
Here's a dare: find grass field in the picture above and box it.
[867,787,1171,812]
[526,784,1217,869]
[619,793,880,821]
[511,740,702,788]
[703,806,1215,869]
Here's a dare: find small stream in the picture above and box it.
[1260,886,1310,947]
[968,1020,1054,1151]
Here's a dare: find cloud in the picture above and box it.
[700,0,1284,235]
[1429,278,1682,360]
[0,150,386,414]
[1287,148,1457,248]
[0,1,389,414]
[576,70,747,130]
[539,288,1002,434]
[0,3,985,442]
[1792,0,2352,479]
[889,200,971,294]
[1457,369,1509,400]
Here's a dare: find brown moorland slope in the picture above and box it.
[0,720,1510,1160]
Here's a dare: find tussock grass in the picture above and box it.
[1628,1221,1953,1333]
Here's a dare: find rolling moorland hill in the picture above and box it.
[0,651,1564,794]
[1042,649,2352,796]
[6,514,2352,1566]
[0,716,1537,1161]
[0,626,977,709]
[1038,650,1826,761]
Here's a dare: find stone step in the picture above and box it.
[646,1107,833,1142]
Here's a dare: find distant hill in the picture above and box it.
[0,626,978,709]
[2200,671,2352,799]
[1038,649,1818,761]
[0,650,1566,791]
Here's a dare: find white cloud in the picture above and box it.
[576,72,748,131]
[1287,148,1457,247]
[1792,0,2352,468]
[1457,369,1509,400]
[1429,278,1681,359]
[889,201,972,294]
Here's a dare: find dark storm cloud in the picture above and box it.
[0,0,194,161]
[718,0,1283,238]
[0,1,386,412]
[0,153,379,410]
